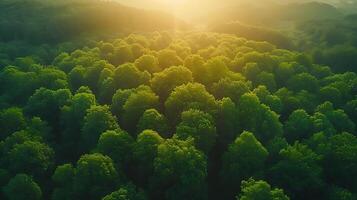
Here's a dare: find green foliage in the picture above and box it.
[51,164,75,200]
[327,186,356,200]
[97,130,134,167]
[73,153,118,200]
[165,83,217,123]
[102,184,147,200]
[81,105,119,152]
[137,109,170,138]
[287,73,319,92]
[151,138,207,199]
[175,109,217,154]
[0,107,26,139]
[269,143,323,199]
[133,130,164,186]
[253,85,282,113]
[211,78,251,103]
[0,9,356,199]
[284,109,313,142]
[25,88,72,129]
[323,133,357,192]
[157,49,183,69]
[237,178,290,200]
[113,63,150,90]
[7,141,54,177]
[151,66,193,100]
[316,101,355,133]
[3,174,42,200]
[60,91,96,159]
[237,93,283,142]
[135,55,160,73]
[221,131,268,198]
[121,87,159,132]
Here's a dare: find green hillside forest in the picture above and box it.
[0,0,356,200]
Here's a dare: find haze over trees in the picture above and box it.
[0,0,357,200]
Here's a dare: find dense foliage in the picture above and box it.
[0,0,357,200]
[1,30,356,199]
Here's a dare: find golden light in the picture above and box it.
[159,0,187,7]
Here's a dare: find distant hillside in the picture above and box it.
[282,2,342,21]
[205,1,342,26]
[0,0,187,44]
[211,22,294,49]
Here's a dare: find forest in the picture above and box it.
[0,0,356,200]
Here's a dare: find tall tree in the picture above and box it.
[175,109,217,154]
[221,131,268,199]
[3,174,42,200]
[151,138,207,200]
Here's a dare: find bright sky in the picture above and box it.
[113,0,354,22]
[114,0,240,22]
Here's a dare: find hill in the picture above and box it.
[0,0,187,44]
[205,1,341,26]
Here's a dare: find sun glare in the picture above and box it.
[160,0,186,7]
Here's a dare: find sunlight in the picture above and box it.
[159,0,187,7]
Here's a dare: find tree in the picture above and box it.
[344,100,357,124]
[73,153,118,200]
[327,186,356,200]
[7,141,54,178]
[275,62,295,86]
[255,71,277,92]
[175,109,217,154]
[136,109,170,138]
[25,88,72,130]
[97,130,134,168]
[157,49,183,69]
[135,54,160,73]
[242,63,261,82]
[133,130,164,186]
[237,93,283,143]
[0,107,26,140]
[165,83,217,124]
[98,77,116,104]
[215,98,239,147]
[284,109,313,142]
[110,44,134,65]
[122,88,159,133]
[269,143,323,199]
[316,101,355,133]
[82,60,113,93]
[203,56,230,85]
[150,66,193,100]
[102,184,147,200]
[151,138,207,200]
[211,78,250,103]
[183,54,206,83]
[236,178,290,200]
[0,65,67,105]
[113,63,150,89]
[3,174,42,200]
[81,105,119,152]
[253,85,282,114]
[68,66,86,91]
[287,73,319,92]
[60,92,96,160]
[52,164,75,200]
[111,88,135,118]
[323,133,357,192]
[0,131,41,159]
[319,86,343,106]
[221,131,268,198]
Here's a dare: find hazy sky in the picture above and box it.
[113,0,357,22]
